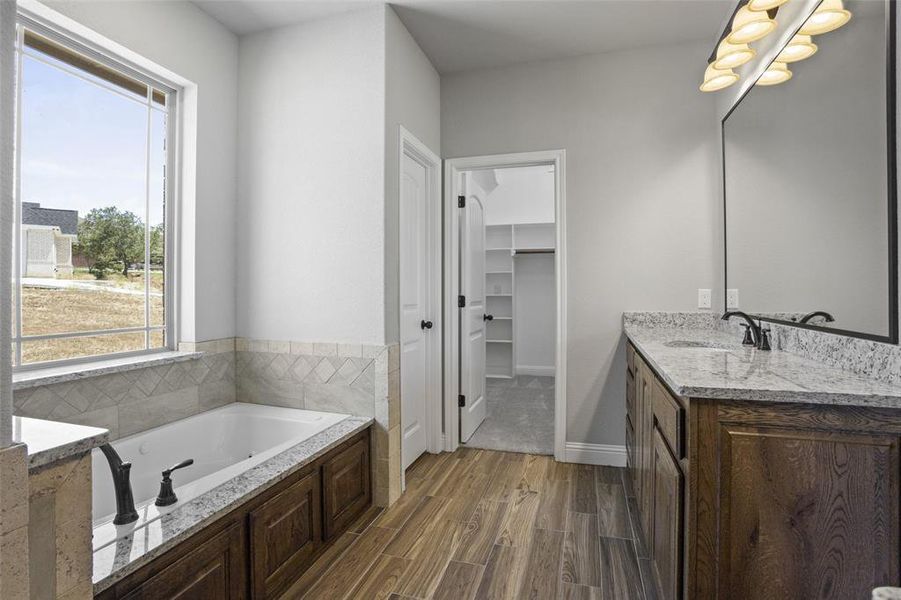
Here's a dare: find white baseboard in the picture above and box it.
[564,442,627,467]
[515,365,555,377]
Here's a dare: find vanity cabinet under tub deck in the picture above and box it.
[626,343,901,600]
[95,427,372,600]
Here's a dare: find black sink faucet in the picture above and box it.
[797,310,835,324]
[722,311,770,351]
[99,444,139,525]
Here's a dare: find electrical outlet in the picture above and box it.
[727,289,740,309]
[697,288,712,309]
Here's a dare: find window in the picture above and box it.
[13,18,176,368]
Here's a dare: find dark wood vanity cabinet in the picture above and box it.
[98,427,371,600]
[626,343,901,599]
[626,345,684,600]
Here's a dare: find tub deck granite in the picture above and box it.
[13,416,108,470]
[624,323,901,407]
[92,415,372,594]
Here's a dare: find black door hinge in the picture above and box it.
[458,295,466,308]
[458,195,465,208]
[458,394,466,407]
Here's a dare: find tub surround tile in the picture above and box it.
[91,416,373,594]
[12,416,108,471]
[14,348,236,441]
[623,313,901,407]
[13,350,203,391]
[235,339,402,506]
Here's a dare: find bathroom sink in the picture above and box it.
[663,340,729,351]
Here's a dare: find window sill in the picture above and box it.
[12,350,203,391]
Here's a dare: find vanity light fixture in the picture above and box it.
[777,34,818,62]
[748,0,789,11]
[727,6,778,44]
[799,0,852,35]
[700,63,740,92]
[713,40,757,70]
[756,61,793,85]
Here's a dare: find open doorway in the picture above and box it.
[444,151,566,460]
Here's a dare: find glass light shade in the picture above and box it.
[713,40,756,70]
[748,0,789,10]
[727,6,777,44]
[756,61,793,86]
[700,63,739,92]
[777,34,818,63]
[799,0,852,35]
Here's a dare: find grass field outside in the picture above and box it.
[17,268,165,364]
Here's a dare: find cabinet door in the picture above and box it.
[652,428,683,600]
[322,434,371,540]
[717,424,899,599]
[122,522,246,600]
[639,363,655,544]
[249,470,322,599]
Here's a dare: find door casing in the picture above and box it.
[443,150,567,461]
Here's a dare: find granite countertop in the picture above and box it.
[92,415,373,594]
[13,416,109,470]
[624,324,901,407]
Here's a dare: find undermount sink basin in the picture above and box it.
[663,340,729,351]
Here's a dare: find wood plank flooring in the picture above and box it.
[281,448,653,600]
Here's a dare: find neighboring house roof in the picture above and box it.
[22,202,78,235]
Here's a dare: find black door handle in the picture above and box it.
[421,320,433,330]
[483,314,494,321]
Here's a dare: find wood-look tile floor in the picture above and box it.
[281,448,655,600]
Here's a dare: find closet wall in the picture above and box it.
[483,166,556,378]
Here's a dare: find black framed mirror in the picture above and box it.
[723,0,898,343]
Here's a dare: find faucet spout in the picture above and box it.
[99,443,139,525]
[797,310,835,324]
[722,311,763,348]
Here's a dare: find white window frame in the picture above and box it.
[12,11,180,371]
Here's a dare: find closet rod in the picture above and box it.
[514,248,555,255]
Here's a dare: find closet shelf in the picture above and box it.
[486,270,513,275]
[487,339,513,344]
[487,293,512,297]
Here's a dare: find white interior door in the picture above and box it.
[400,153,430,469]
[460,174,487,442]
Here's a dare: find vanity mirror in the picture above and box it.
[723,0,898,343]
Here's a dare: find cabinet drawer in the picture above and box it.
[652,380,683,458]
[322,433,371,540]
[249,469,323,599]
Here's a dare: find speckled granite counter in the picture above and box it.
[624,322,901,408]
[92,415,372,594]
[13,415,108,470]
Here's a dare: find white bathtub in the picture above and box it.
[91,404,348,546]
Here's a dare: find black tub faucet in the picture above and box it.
[155,459,194,507]
[99,444,139,525]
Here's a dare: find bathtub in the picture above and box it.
[91,403,348,548]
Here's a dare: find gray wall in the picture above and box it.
[384,6,441,344]
[726,10,889,336]
[442,41,721,447]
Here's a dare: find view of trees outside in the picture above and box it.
[16,40,167,364]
